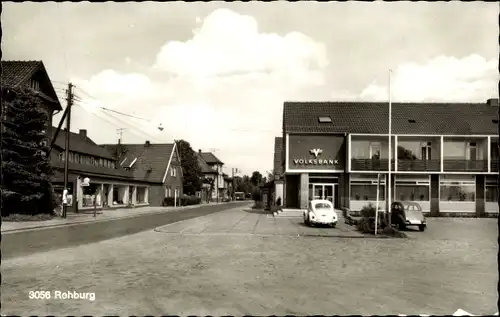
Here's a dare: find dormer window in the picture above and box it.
[30,79,40,91]
[318,116,332,123]
[408,119,416,123]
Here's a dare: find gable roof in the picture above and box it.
[199,152,224,165]
[101,143,176,183]
[196,152,216,174]
[273,137,283,176]
[1,60,62,110]
[283,101,499,135]
[51,128,115,160]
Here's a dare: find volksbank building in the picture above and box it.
[272,99,499,217]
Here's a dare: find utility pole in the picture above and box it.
[62,83,74,219]
[387,69,393,227]
[232,168,238,201]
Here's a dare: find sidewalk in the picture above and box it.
[2,201,239,233]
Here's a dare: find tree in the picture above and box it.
[176,139,202,196]
[1,87,54,216]
[250,171,263,187]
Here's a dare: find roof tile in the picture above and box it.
[283,101,498,135]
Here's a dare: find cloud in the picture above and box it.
[153,8,329,86]
[359,54,498,102]
[73,69,153,102]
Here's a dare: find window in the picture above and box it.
[69,152,74,162]
[30,79,40,91]
[165,186,171,197]
[466,142,477,161]
[485,176,498,203]
[90,157,95,165]
[395,182,430,201]
[171,167,176,177]
[59,153,64,161]
[318,116,332,123]
[421,142,432,160]
[75,154,80,163]
[350,175,386,201]
[369,142,381,160]
[439,175,475,202]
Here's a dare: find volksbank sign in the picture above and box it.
[293,148,339,165]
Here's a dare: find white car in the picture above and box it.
[303,199,338,227]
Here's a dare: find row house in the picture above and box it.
[276,99,499,217]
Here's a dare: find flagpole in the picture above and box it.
[388,69,393,227]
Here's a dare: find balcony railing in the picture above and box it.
[351,159,395,171]
[397,159,440,172]
[442,159,488,172]
[492,160,499,172]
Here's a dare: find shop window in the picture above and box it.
[350,182,385,201]
[439,175,476,202]
[485,176,498,202]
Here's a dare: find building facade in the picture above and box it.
[277,100,499,217]
[197,150,226,200]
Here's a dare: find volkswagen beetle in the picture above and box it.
[303,199,338,227]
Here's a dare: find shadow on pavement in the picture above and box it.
[243,208,269,215]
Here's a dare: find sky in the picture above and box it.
[3,2,498,177]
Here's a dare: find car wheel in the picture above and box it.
[418,224,426,232]
[330,223,336,228]
[398,222,406,231]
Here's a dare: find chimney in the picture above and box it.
[145,140,150,147]
[487,98,499,107]
[79,129,87,138]
[198,149,202,154]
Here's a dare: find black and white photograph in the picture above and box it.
[1,1,498,316]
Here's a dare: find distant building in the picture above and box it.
[196,150,226,200]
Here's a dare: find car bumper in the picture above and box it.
[310,219,337,225]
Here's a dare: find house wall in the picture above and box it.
[149,184,166,206]
[164,148,184,198]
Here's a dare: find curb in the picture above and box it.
[2,205,204,234]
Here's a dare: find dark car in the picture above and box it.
[390,201,426,231]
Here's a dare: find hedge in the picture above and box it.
[163,195,201,207]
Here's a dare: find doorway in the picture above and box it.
[311,183,336,205]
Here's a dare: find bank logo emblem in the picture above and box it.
[309,148,323,158]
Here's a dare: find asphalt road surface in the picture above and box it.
[2,202,249,259]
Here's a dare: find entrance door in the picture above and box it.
[313,184,323,200]
[312,184,335,206]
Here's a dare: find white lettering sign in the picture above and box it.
[293,159,339,165]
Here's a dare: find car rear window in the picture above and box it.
[315,203,331,209]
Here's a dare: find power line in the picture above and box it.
[74,101,162,141]
[74,102,162,143]
[74,100,162,142]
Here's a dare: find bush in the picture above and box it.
[252,190,261,202]
[162,195,201,207]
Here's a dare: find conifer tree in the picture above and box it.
[1,87,54,216]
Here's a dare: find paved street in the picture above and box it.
[1,202,249,259]
[1,205,497,316]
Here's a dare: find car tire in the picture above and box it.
[418,224,426,232]
[330,223,336,228]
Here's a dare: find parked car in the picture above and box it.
[303,199,338,228]
[390,201,426,231]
